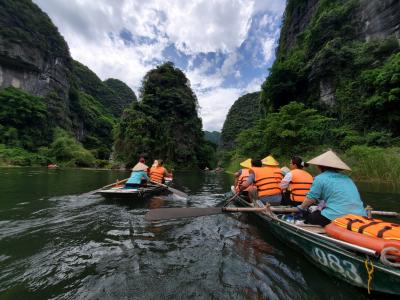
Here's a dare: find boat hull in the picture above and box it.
[234,196,400,295]
[99,185,167,200]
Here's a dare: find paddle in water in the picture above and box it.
[150,180,188,198]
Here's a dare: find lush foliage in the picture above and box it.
[0,87,52,150]
[114,62,216,168]
[104,78,137,105]
[343,146,400,182]
[234,102,333,158]
[220,92,261,150]
[0,0,71,66]
[204,131,221,146]
[72,61,135,116]
[47,129,96,167]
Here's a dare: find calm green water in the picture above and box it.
[0,168,399,299]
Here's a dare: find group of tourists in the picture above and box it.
[235,150,366,226]
[125,157,170,188]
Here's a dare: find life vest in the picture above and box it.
[150,166,166,183]
[252,166,281,197]
[288,169,313,202]
[235,169,252,192]
[272,166,283,181]
[333,214,400,241]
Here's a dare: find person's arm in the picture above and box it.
[143,172,149,181]
[280,172,292,191]
[298,177,322,210]
[239,170,254,191]
[234,169,242,186]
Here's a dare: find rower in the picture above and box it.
[234,158,252,199]
[280,156,313,206]
[125,162,149,188]
[296,150,366,226]
[150,159,169,184]
[239,157,282,205]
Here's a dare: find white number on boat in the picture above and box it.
[312,247,362,284]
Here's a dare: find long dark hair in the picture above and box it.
[291,156,308,169]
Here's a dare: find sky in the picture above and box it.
[34,0,285,131]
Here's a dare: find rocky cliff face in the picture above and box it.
[280,0,400,55]
[0,0,71,102]
[273,0,400,107]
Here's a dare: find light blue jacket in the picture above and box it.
[126,171,149,184]
[306,170,366,220]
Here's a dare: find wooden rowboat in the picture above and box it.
[234,194,400,295]
[98,184,168,200]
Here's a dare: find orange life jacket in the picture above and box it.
[150,166,166,183]
[272,166,283,181]
[252,166,281,197]
[235,169,252,192]
[333,214,400,241]
[288,169,313,202]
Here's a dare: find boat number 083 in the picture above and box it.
[312,247,362,284]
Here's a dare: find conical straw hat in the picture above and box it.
[261,155,279,166]
[132,162,149,171]
[240,158,251,169]
[307,150,351,171]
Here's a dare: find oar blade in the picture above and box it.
[167,187,188,198]
[145,207,222,221]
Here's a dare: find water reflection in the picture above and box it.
[0,168,398,299]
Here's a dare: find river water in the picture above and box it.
[0,168,399,299]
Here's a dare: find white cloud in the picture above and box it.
[262,37,276,63]
[198,87,243,131]
[33,0,286,131]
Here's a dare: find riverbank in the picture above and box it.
[223,145,400,184]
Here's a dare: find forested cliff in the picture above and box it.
[225,0,400,179]
[0,0,215,169]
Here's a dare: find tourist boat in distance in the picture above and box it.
[233,194,400,295]
[98,184,168,200]
[47,164,58,169]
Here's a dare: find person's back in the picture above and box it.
[289,168,313,203]
[308,170,365,220]
[150,159,168,183]
[126,162,149,188]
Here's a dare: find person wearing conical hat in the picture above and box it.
[296,150,366,226]
[125,162,149,189]
[262,155,284,182]
[234,158,252,196]
[239,158,282,205]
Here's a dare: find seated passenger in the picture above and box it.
[262,155,283,181]
[296,150,366,226]
[234,158,252,198]
[150,159,169,183]
[239,158,282,205]
[125,162,149,188]
[280,156,313,206]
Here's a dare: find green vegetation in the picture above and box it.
[0,87,51,150]
[114,62,216,169]
[220,92,262,150]
[221,0,400,181]
[0,0,71,66]
[72,61,135,116]
[204,131,221,146]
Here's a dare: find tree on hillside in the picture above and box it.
[220,92,262,150]
[114,62,214,168]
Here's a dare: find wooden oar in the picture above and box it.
[87,178,129,195]
[223,192,239,207]
[145,206,400,221]
[150,180,188,198]
[145,206,271,221]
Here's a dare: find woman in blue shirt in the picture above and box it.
[125,162,149,188]
[297,150,366,226]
